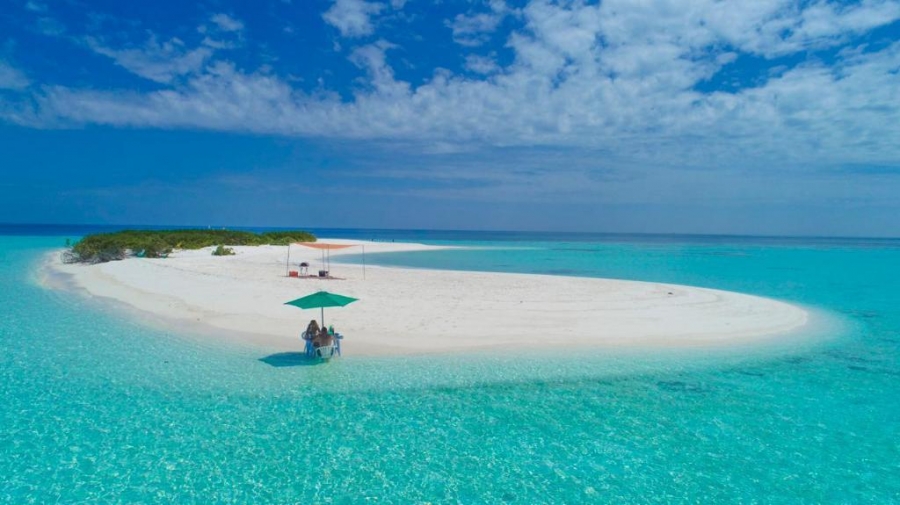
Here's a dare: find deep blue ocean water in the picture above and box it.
[1,226,899,503]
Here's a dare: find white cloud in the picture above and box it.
[348,40,407,94]
[198,13,246,49]
[27,34,900,166]
[4,0,900,194]
[0,61,30,90]
[210,13,244,32]
[464,54,499,74]
[80,14,243,83]
[323,0,385,38]
[86,35,213,83]
[447,0,511,47]
[788,0,900,47]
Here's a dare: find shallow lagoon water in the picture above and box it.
[2,233,899,503]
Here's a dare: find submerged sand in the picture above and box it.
[46,239,809,355]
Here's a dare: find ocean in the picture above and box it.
[1,226,898,503]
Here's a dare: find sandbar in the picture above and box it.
[46,239,809,355]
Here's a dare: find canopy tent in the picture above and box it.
[285,242,366,279]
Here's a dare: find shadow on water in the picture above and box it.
[258,352,325,368]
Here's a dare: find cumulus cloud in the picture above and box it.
[83,13,245,83]
[198,13,246,48]
[4,0,900,181]
[210,13,244,32]
[86,35,213,84]
[0,61,30,90]
[348,40,407,94]
[589,0,900,59]
[323,0,385,38]
[464,54,500,74]
[446,0,511,46]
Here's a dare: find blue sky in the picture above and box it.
[1,0,899,236]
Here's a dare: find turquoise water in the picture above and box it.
[2,233,899,503]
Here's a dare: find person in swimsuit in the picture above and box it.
[305,320,319,341]
[316,326,333,348]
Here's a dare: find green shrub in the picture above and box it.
[144,237,172,258]
[70,229,315,264]
[258,231,317,245]
[212,245,235,256]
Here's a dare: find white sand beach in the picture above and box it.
[46,239,809,355]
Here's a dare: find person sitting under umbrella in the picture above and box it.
[315,326,333,348]
[284,291,357,358]
[304,320,320,341]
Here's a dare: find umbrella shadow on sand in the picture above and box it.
[258,352,324,367]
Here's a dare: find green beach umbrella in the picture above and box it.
[284,290,358,327]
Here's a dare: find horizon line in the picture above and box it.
[2,222,900,242]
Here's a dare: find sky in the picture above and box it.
[0,0,899,236]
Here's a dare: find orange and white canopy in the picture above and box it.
[285,242,365,278]
[292,242,356,250]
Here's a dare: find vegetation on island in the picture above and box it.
[65,229,316,264]
[212,245,235,256]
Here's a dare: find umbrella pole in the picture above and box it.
[321,307,325,328]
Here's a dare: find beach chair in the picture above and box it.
[316,345,336,360]
[301,330,315,357]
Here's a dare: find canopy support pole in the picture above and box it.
[321,307,325,328]
[285,243,291,277]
